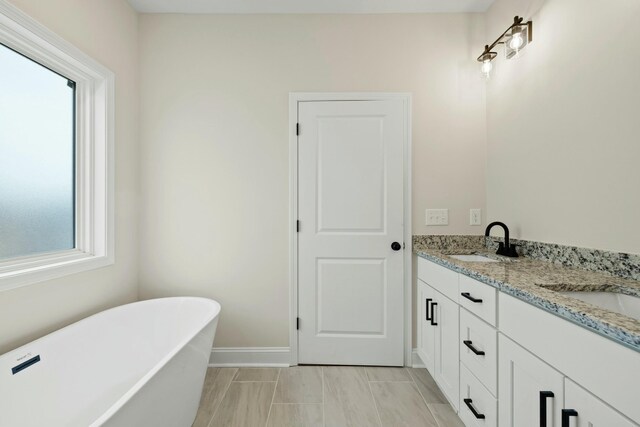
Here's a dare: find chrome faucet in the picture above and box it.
[485,221,519,258]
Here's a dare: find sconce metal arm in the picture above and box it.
[477,16,533,62]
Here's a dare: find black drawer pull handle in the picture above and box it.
[463,398,485,419]
[463,340,485,356]
[425,298,432,321]
[540,391,554,427]
[561,409,578,427]
[461,292,483,303]
[430,302,438,326]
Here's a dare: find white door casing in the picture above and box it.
[295,97,408,366]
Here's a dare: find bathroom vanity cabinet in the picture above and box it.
[416,256,640,427]
[418,265,460,411]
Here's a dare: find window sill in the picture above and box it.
[0,250,114,292]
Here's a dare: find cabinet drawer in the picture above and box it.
[417,257,459,302]
[460,363,497,427]
[460,308,497,395]
[459,274,497,326]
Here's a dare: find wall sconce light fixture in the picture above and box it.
[477,16,533,78]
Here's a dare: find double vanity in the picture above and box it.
[414,237,640,426]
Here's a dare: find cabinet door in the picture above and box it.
[564,379,638,427]
[418,280,436,374]
[499,334,564,427]
[433,288,460,411]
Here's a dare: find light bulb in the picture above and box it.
[509,32,524,50]
[481,59,493,75]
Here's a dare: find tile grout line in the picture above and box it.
[407,368,429,405]
[205,368,238,427]
[264,368,281,427]
[366,370,384,427]
[269,402,323,405]
[407,368,445,427]
[198,367,221,424]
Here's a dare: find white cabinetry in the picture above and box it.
[433,288,460,409]
[460,363,497,427]
[460,308,497,395]
[498,334,564,427]
[418,277,459,410]
[416,256,640,427]
[459,274,497,326]
[564,379,637,427]
[499,292,640,424]
[418,281,436,372]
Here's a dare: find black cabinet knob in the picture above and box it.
[391,242,402,251]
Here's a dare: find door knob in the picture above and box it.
[391,242,402,251]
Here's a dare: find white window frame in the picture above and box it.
[0,0,114,291]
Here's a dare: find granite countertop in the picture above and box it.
[414,246,640,352]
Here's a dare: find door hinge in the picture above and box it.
[296,220,300,232]
[296,123,300,136]
[296,317,300,330]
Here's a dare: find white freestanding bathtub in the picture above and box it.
[0,297,220,427]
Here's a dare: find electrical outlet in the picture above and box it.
[426,209,449,226]
[470,209,482,226]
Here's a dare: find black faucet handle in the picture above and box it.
[506,243,519,258]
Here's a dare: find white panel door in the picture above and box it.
[564,379,638,427]
[498,334,564,427]
[298,100,405,366]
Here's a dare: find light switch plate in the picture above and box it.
[426,209,449,226]
[470,209,482,226]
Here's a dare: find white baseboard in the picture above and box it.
[412,348,425,368]
[209,347,291,367]
[209,347,423,368]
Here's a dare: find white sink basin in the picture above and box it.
[560,291,640,321]
[450,254,499,263]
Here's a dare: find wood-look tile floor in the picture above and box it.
[193,366,464,427]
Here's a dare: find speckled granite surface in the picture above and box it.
[485,237,640,281]
[413,236,640,352]
[413,235,486,251]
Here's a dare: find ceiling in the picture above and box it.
[127,0,495,14]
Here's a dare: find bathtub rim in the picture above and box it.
[1,296,221,427]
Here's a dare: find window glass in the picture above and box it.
[0,43,75,260]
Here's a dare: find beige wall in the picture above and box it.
[138,14,487,347]
[4,0,637,357]
[485,0,640,254]
[0,0,140,353]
